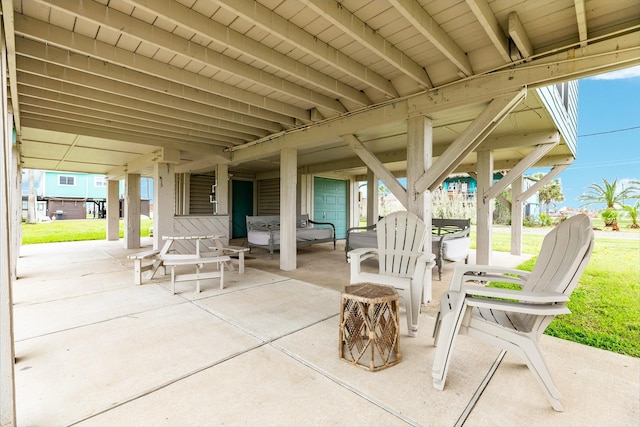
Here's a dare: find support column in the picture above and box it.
[0,24,17,424]
[280,148,297,271]
[366,169,378,225]
[10,118,19,281]
[476,150,494,265]
[153,163,175,250]
[511,175,523,255]
[215,164,228,215]
[124,173,141,249]
[106,179,120,241]
[406,115,433,228]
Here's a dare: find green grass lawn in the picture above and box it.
[21,217,154,245]
[470,229,639,358]
[21,219,640,357]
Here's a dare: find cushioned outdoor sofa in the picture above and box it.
[246,214,336,257]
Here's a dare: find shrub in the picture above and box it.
[601,208,618,227]
[432,189,476,222]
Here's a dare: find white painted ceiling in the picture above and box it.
[6,0,640,179]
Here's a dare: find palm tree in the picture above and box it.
[621,201,640,229]
[579,178,639,226]
[578,178,637,209]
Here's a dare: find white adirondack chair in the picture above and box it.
[431,214,594,411]
[348,211,435,337]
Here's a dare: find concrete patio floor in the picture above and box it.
[12,238,638,426]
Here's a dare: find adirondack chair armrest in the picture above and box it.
[348,247,379,280]
[347,247,379,263]
[465,296,572,316]
[449,264,530,291]
[413,252,437,279]
[459,273,528,288]
[461,285,570,304]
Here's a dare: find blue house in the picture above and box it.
[22,170,152,220]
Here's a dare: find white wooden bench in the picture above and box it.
[162,255,231,294]
[220,246,249,274]
[127,249,162,285]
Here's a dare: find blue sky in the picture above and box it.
[530,65,640,210]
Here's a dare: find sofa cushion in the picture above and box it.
[348,230,378,250]
[441,237,471,261]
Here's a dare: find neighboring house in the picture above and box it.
[443,174,541,221]
[21,171,152,220]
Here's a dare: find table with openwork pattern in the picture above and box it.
[339,283,401,371]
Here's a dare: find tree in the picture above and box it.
[579,178,638,209]
[578,178,640,226]
[533,173,565,216]
[621,201,640,229]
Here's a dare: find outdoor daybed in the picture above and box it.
[246,214,336,257]
[431,218,471,280]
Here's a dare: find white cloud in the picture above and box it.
[590,65,640,80]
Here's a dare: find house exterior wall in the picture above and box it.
[536,81,578,156]
[47,199,87,220]
[40,171,107,199]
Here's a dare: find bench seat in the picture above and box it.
[162,255,231,294]
[127,249,162,285]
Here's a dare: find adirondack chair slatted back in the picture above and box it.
[376,211,427,278]
[526,214,594,295]
[496,214,594,335]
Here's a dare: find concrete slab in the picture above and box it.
[76,345,410,426]
[13,269,133,305]
[15,303,263,426]
[275,314,504,426]
[194,279,341,341]
[14,284,182,340]
[466,334,640,426]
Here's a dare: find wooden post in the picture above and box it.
[406,115,433,231]
[153,163,175,250]
[511,175,523,255]
[124,173,141,249]
[280,148,297,271]
[476,150,494,265]
[106,179,120,241]
[366,169,378,226]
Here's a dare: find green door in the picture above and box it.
[232,180,254,238]
[313,177,348,239]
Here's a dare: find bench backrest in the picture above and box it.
[246,214,311,231]
[432,218,471,237]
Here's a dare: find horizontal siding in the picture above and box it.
[257,179,280,215]
[190,174,216,215]
[536,82,578,156]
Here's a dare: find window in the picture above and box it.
[59,175,75,186]
[94,177,107,187]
